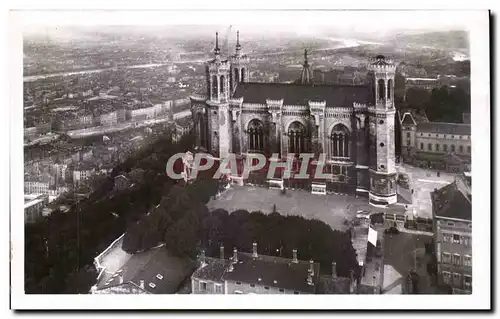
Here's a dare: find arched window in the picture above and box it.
[377,79,385,102]
[435,143,440,152]
[212,75,218,99]
[387,79,393,100]
[220,75,225,95]
[451,144,456,152]
[234,68,239,84]
[288,121,307,154]
[241,68,246,82]
[443,144,448,152]
[247,119,264,153]
[330,124,350,158]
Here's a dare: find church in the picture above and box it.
[190,32,398,207]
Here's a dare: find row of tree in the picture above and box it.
[404,86,471,123]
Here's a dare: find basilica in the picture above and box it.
[190,32,398,206]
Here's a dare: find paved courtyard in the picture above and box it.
[397,163,456,219]
[207,185,371,231]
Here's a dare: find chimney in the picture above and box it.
[309,259,315,276]
[292,249,298,263]
[200,249,206,266]
[119,274,124,284]
[139,280,145,289]
[307,271,313,286]
[332,262,337,278]
[220,245,224,260]
[252,242,258,258]
[233,248,238,262]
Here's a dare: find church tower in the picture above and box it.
[229,31,250,93]
[367,55,397,206]
[206,32,232,158]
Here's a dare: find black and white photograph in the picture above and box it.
[8,8,491,311]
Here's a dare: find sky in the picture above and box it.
[20,10,475,41]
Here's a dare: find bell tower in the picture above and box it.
[367,55,397,206]
[206,32,231,158]
[230,31,250,93]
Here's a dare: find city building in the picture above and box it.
[431,172,472,294]
[191,32,400,206]
[191,244,352,295]
[399,111,471,172]
[404,77,441,93]
[91,236,195,294]
[24,194,49,223]
[24,181,50,195]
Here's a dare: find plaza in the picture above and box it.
[397,163,456,219]
[207,185,372,231]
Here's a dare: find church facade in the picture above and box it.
[190,32,398,206]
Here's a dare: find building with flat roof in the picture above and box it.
[431,172,472,294]
[400,111,471,172]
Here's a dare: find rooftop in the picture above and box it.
[222,252,321,294]
[96,246,195,294]
[232,82,372,107]
[191,257,229,283]
[417,122,471,135]
[317,275,351,294]
[431,179,472,221]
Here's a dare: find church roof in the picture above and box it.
[232,82,372,107]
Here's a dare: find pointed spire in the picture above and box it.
[214,32,220,56]
[300,48,313,85]
[235,30,241,56]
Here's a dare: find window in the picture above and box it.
[442,271,451,284]
[420,133,423,136]
[380,142,385,147]
[379,120,384,124]
[451,145,456,152]
[464,255,472,267]
[435,144,440,151]
[459,145,464,153]
[467,146,471,153]
[453,234,460,244]
[442,252,451,264]
[264,286,270,290]
[453,254,461,265]
[279,288,285,293]
[442,233,450,243]
[447,222,455,227]
[464,276,472,289]
[215,285,223,293]
[420,143,424,150]
[443,144,448,152]
[149,282,156,289]
[199,282,207,291]
[293,291,300,295]
[250,284,255,288]
[406,132,411,138]
[428,143,432,151]
[451,135,455,138]
[236,282,241,285]
[156,274,163,280]
[453,273,461,287]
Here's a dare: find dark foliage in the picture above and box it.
[405,86,470,123]
[25,132,196,294]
